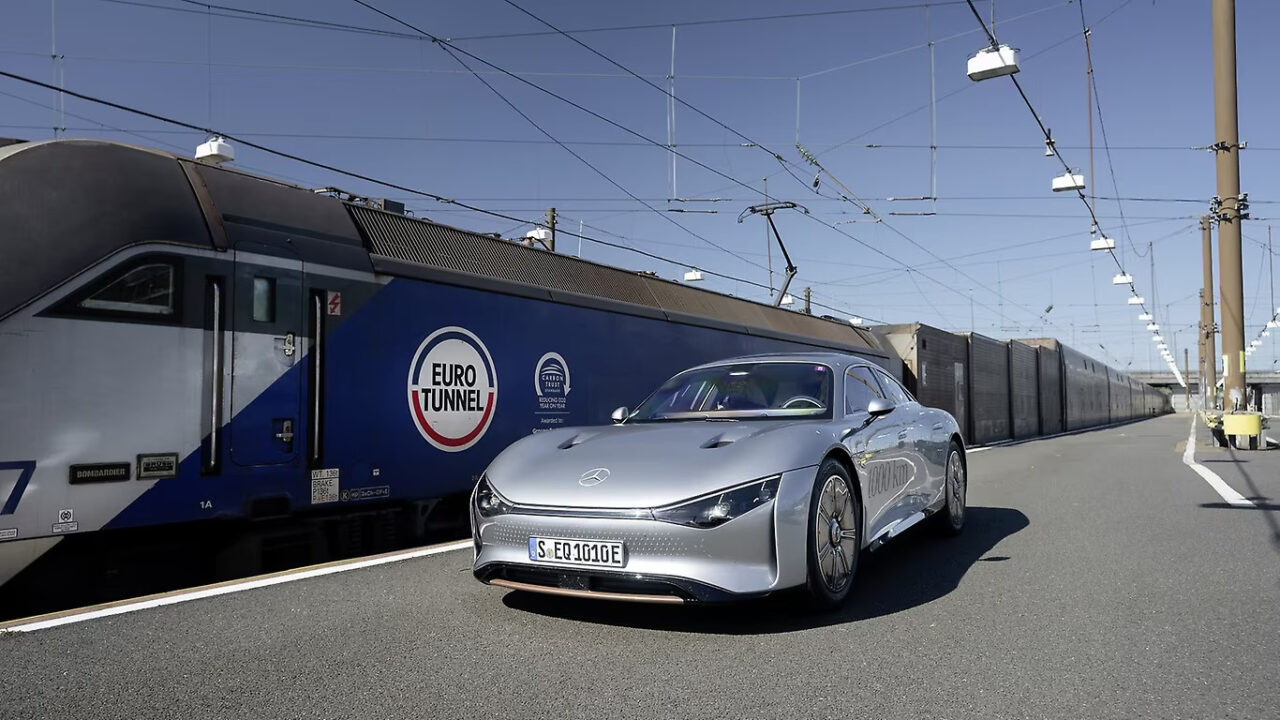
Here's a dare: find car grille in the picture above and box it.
[488,520,705,559]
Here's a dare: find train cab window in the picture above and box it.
[252,277,276,322]
[845,366,884,415]
[78,263,175,316]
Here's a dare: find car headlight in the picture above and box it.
[652,476,781,529]
[474,476,513,518]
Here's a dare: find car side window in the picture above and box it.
[844,366,884,415]
[875,370,913,405]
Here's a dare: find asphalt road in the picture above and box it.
[3,413,1278,720]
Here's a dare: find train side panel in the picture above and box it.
[1035,344,1064,435]
[964,333,1012,445]
[1061,344,1109,430]
[1009,341,1039,439]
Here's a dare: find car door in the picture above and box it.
[873,368,937,513]
[842,365,910,541]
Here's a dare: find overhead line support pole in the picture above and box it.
[1201,216,1217,409]
[1185,347,1191,412]
[1198,288,1206,408]
[927,5,937,211]
[545,206,557,252]
[1212,0,1246,411]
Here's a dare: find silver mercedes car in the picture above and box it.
[471,352,967,607]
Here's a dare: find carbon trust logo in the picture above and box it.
[534,352,570,413]
[407,326,498,452]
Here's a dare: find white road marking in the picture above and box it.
[1181,417,1255,508]
[1,539,473,634]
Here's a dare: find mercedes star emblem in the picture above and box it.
[578,467,610,487]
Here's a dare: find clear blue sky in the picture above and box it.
[3,0,1279,371]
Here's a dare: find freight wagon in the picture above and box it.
[0,138,898,617]
[876,325,1171,447]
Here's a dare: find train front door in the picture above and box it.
[229,245,305,466]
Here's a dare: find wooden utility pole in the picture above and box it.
[545,207,557,253]
[1184,347,1191,412]
[1212,0,1246,410]
[1198,288,1206,407]
[1201,216,1217,408]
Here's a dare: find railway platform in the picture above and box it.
[2,413,1278,720]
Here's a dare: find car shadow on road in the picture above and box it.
[501,505,1029,634]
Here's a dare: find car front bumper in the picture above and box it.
[471,466,817,602]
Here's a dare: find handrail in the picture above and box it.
[204,278,225,473]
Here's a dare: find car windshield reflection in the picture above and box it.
[630,362,834,422]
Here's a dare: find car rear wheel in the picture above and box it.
[937,443,966,536]
[805,459,860,608]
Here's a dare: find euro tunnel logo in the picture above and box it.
[407,326,498,452]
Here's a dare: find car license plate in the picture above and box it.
[528,537,626,568]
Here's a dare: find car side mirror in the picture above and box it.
[611,406,630,424]
[866,398,895,417]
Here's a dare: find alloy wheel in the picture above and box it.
[814,474,858,593]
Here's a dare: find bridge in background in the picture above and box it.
[1131,370,1280,412]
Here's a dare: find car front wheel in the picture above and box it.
[805,459,861,608]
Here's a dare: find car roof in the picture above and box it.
[685,352,877,373]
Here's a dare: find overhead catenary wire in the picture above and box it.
[101,0,970,45]
[797,0,1071,80]
[7,115,1271,155]
[692,12,1126,210]
[105,0,1102,240]
[961,0,1172,363]
[0,44,800,82]
[555,211,891,324]
[789,144,1077,335]
[1079,0,1141,260]
[345,0,1047,325]
[376,5,765,274]
[92,0,1134,243]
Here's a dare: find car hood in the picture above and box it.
[485,421,827,508]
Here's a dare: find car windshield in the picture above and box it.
[630,362,834,422]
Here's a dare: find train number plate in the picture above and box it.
[528,537,625,568]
